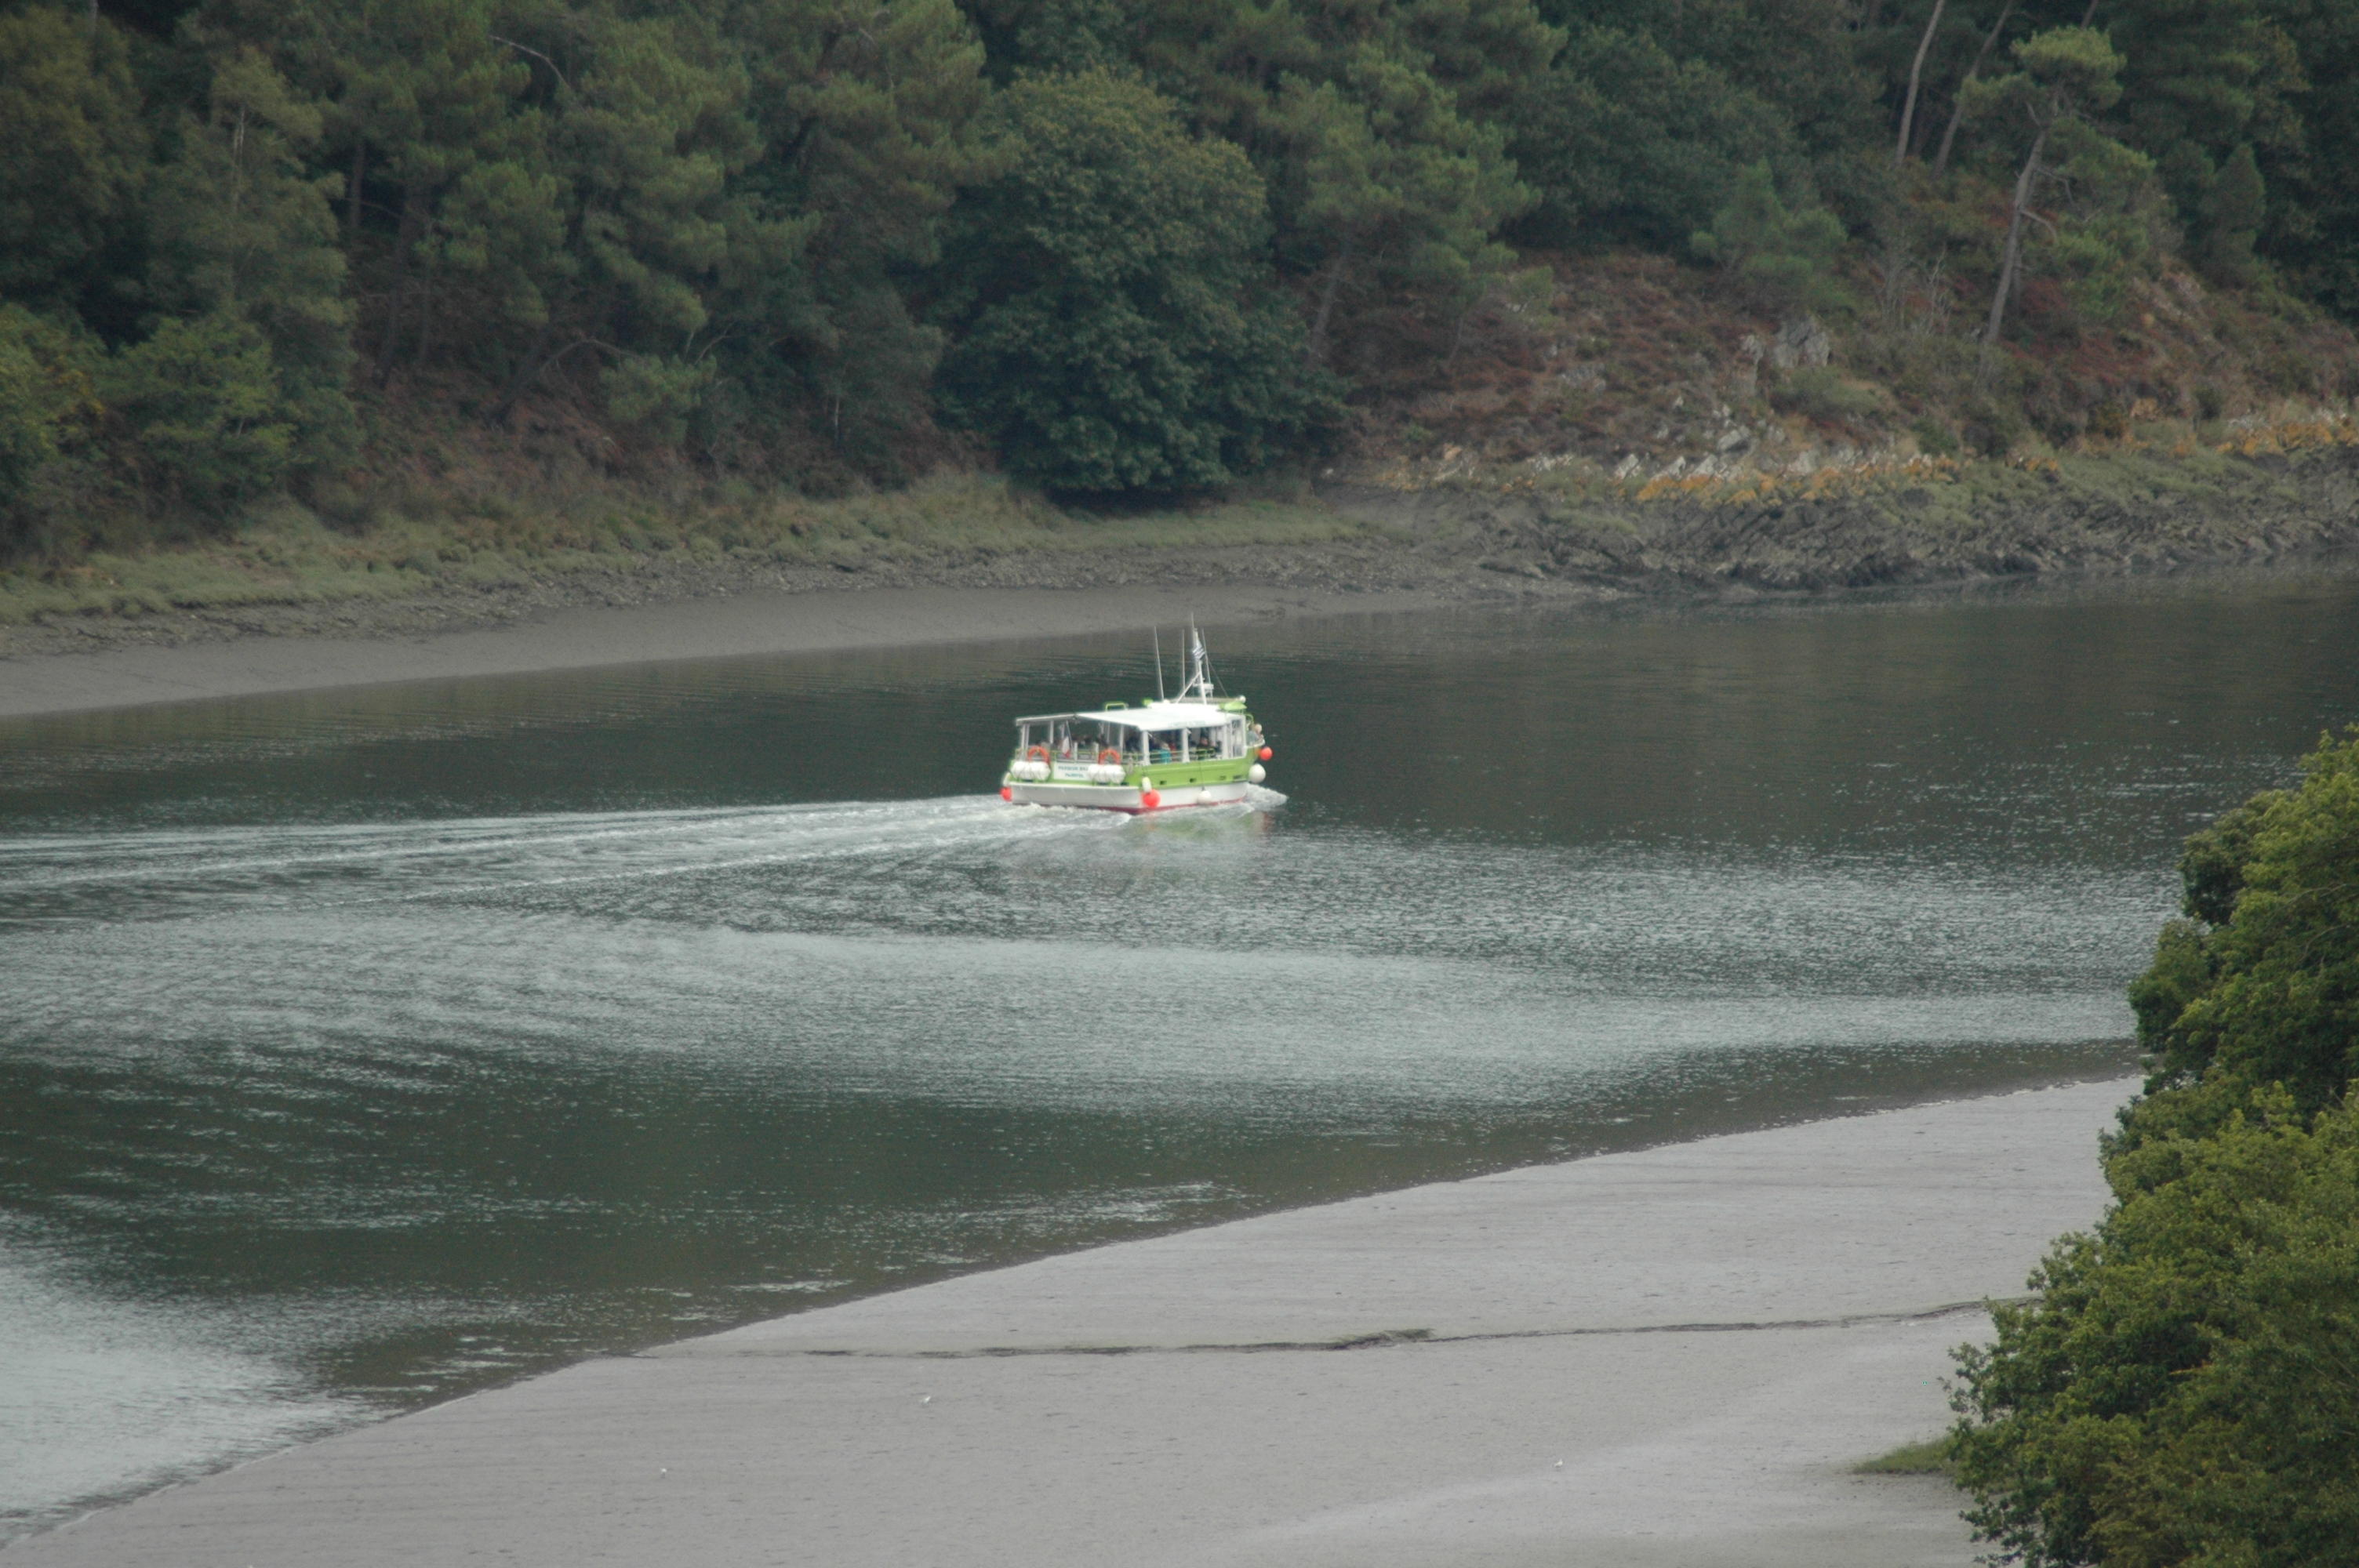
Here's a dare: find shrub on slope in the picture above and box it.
[1952,728,2359,1567]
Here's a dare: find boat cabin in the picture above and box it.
[1009,701,1256,779]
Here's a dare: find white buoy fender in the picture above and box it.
[1247,764,1266,784]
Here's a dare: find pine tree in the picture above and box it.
[147,48,356,468]
[934,71,1339,492]
[0,7,146,305]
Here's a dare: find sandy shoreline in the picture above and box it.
[0,580,1462,720]
[8,1076,2135,1566]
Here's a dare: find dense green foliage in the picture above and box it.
[1509,25,1800,254]
[7,0,2359,539]
[2126,731,2359,1134]
[1956,1094,2359,1566]
[933,71,1338,492]
[1692,158,1849,315]
[1954,728,2359,1566]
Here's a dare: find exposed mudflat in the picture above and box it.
[5,1077,2135,1568]
[6,445,2355,714]
[0,536,1503,665]
[0,578,1467,717]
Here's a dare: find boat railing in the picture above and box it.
[1011,746,1229,768]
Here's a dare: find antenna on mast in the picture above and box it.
[1152,627,1166,700]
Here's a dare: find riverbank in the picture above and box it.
[7,1076,2134,1567]
[6,441,2357,717]
[0,579,1460,718]
[1343,426,2359,591]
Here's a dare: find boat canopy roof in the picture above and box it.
[1013,701,1241,730]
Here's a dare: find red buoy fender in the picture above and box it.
[1258,746,1273,761]
[1140,789,1161,811]
[1000,786,1012,801]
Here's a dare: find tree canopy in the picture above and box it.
[7,0,2359,542]
[933,70,1338,492]
[1954,728,2359,1568]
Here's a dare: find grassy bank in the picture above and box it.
[0,473,1370,627]
[9,419,2358,644]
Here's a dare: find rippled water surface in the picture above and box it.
[6,575,2358,1535]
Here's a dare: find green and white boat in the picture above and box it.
[1000,630,1272,813]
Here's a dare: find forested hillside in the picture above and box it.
[6,0,2359,570]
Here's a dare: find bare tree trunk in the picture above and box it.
[2081,0,2100,23]
[347,140,366,244]
[483,323,552,425]
[1445,295,1475,370]
[223,107,249,305]
[1896,0,1950,166]
[1307,232,1354,365]
[1981,122,2052,356]
[483,324,580,426]
[1933,0,2016,175]
[376,180,426,384]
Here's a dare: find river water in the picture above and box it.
[5,573,2357,1537]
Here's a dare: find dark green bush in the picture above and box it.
[2125,731,2359,1126]
[1910,415,1960,456]
[933,71,1340,494]
[0,330,60,512]
[0,305,101,550]
[1691,160,1853,317]
[1772,366,1880,423]
[101,314,295,511]
[1955,1092,2359,1568]
[1954,728,2359,1567]
[1508,26,1800,253]
[1961,397,2026,456]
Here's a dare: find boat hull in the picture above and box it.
[1006,779,1252,813]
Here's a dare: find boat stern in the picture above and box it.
[1002,773,1252,813]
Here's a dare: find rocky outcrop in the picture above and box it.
[1331,443,2359,597]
